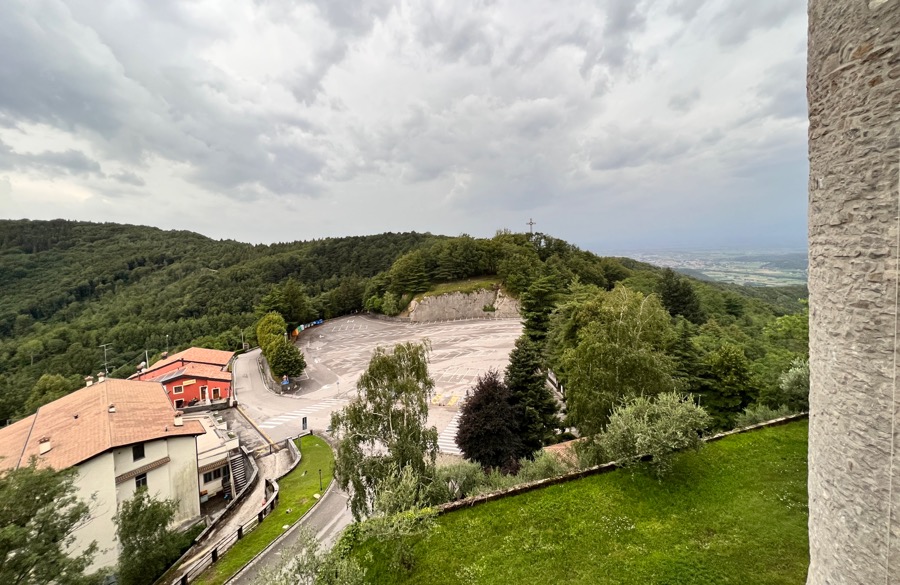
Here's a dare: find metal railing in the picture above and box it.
[167,434,304,585]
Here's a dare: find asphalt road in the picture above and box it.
[228,314,520,582]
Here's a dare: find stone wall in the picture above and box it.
[405,288,520,322]
[807,1,900,583]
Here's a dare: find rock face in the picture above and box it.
[807,1,900,583]
[405,289,520,322]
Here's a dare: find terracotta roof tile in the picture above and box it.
[0,379,204,472]
[150,363,232,384]
[145,347,234,374]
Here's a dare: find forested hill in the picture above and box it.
[0,219,807,428]
[0,219,441,420]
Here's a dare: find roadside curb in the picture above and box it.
[235,404,276,448]
[224,459,338,584]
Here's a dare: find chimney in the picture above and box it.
[108,403,116,413]
[84,375,94,387]
[97,371,106,383]
[38,437,52,455]
[174,411,184,427]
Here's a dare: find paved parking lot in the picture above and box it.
[292,315,522,453]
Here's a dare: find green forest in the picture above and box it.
[0,220,807,431]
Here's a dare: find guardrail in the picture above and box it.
[167,437,302,585]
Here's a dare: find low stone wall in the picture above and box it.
[437,412,809,514]
[406,288,520,322]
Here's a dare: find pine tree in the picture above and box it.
[504,335,559,457]
[456,370,522,471]
[657,268,704,324]
[520,276,558,343]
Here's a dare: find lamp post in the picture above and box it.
[318,469,323,492]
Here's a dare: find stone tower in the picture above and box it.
[807,1,900,583]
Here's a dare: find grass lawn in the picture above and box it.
[415,277,502,301]
[354,421,809,585]
[194,434,334,585]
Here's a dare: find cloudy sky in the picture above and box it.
[0,0,808,252]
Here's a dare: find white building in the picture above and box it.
[0,378,206,572]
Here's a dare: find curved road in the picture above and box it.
[228,315,520,581]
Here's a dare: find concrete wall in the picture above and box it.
[73,453,119,571]
[807,1,900,583]
[406,288,520,322]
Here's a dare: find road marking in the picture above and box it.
[437,413,462,456]
[258,399,346,429]
[431,394,444,405]
[447,395,459,407]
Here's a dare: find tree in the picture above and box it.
[455,370,522,471]
[520,275,559,343]
[699,342,755,429]
[268,337,307,378]
[256,311,287,351]
[0,460,96,585]
[504,336,559,457]
[560,285,677,436]
[115,488,183,585]
[250,524,367,585]
[24,373,80,414]
[330,341,439,520]
[591,392,711,477]
[657,268,704,324]
[774,358,809,412]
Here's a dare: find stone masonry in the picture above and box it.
[807,1,900,583]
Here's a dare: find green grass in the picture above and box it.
[354,421,809,585]
[194,435,335,585]
[415,277,502,301]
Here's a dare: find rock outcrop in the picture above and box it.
[405,288,520,322]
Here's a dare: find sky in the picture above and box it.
[0,0,808,253]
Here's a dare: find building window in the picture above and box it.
[203,468,223,484]
[132,443,145,461]
[135,473,147,489]
[174,399,184,408]
[172,385,184,394]
[212,387,221,399]
[200,386,208,400]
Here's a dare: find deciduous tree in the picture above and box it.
[0,460,96,585]
[330,341,439,520]
[561,285,677,436]
[455,370,522,471]
[115,488,183,585]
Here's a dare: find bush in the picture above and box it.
[734,403,795,428]
[595,392,711,478]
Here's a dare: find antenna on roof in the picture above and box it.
[99,343,113,374]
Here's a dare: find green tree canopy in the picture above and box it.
[0,460,96,585]
[559,285,677,436]
[24,373,81,414]
[268,337,307,379]
[504,336,559,457]
[114,488,183,585]
[657,268,705,324]
[330,341,439,520]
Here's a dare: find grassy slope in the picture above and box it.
[195,434,335,585]
[356,421,809,585]
[414,277,503,301]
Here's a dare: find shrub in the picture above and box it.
[734,403,795,428]
[596,392,711,478]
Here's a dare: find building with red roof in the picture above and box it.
[132,347,235,408]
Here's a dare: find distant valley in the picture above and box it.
[616,249,808,286]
